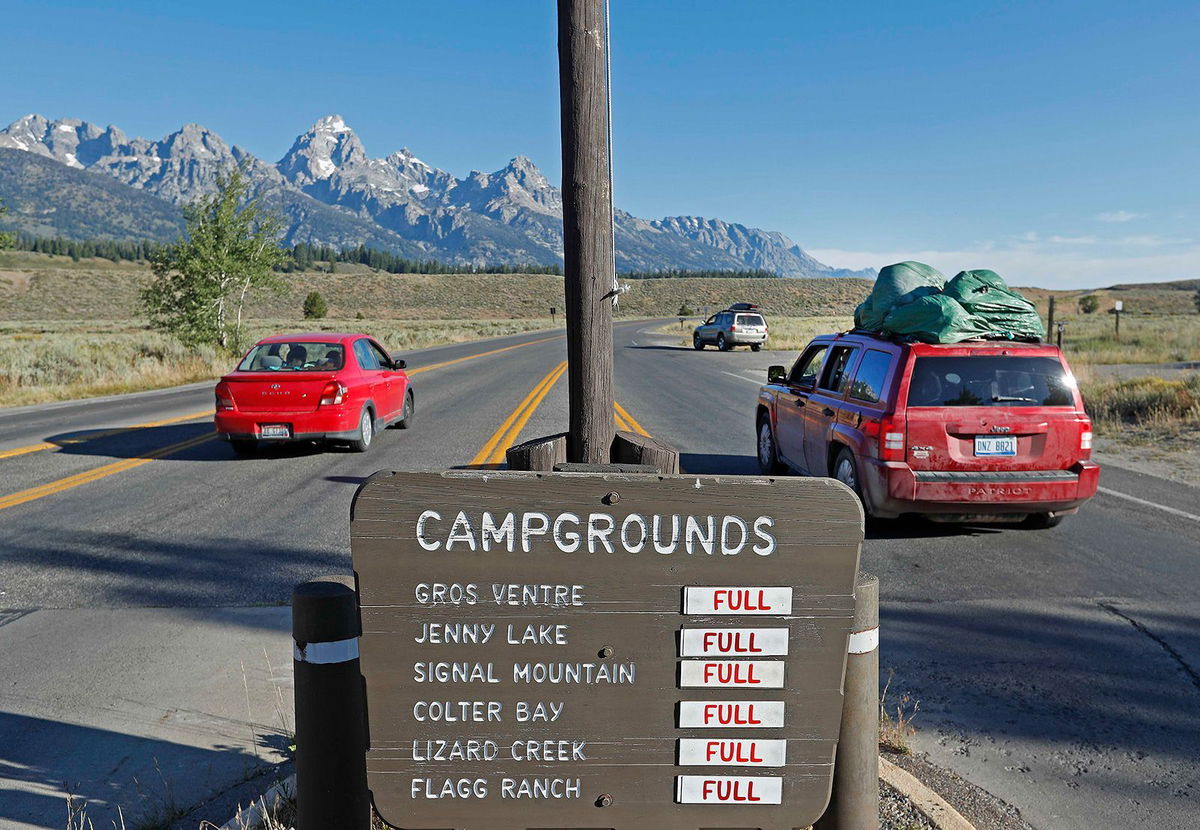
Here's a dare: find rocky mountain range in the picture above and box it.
[0,113,872,277]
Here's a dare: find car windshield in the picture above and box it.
[907,355,1074,407]
[238,342,344,372]
[736,314,765,326]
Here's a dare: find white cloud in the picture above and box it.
[1048,235,1098,245]
[1117,234,1193,247]
[1096,210,1142,223]
[807,244,1200,290]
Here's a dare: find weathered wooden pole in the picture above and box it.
[558,0,616,463]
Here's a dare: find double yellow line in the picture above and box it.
[0,431,214,512]
[614,401,650,437]
[469,365,653,467]
[470,362,568,466]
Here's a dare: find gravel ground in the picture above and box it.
[881,780,939,829]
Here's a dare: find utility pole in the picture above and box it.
[558,0,616,464]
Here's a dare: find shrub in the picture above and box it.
[1079,295,1100,314]
[302,291,328,319]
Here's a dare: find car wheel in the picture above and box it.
[230,439,257,457]
[717,333,729,351]
[757,414,787,475]
[833,446,868,512]
[349,407,374,453]
[693,332,704,350]
[1023,512,1065,529]
[750,343,762,352]
[397,390,415,429]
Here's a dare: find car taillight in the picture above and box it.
[879,414,905,461]
[320,381,347,406]
[214,382,234,411]
[1080,419,1093,454]
[730,324,738,332]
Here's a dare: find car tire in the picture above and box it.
[693,333,704,350]
[230,439,258,457]
[397,390,415,429]
[833,446,868,513]
[348,407,374,453]
[717,333,729,351]
[1023,512,1065,529]
[757,413,787,475]
[750,343,762,352]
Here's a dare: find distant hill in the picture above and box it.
[0,113,875,278]
[0,148,183,241]
[1108,278,1199,292]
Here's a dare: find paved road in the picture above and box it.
[0,320,1197,829]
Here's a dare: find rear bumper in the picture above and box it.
[861,458,1100,519]
[730,332,768,345]
[214,407,360,442]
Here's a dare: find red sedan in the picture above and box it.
[214,333,413,455]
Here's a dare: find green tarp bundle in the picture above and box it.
[853,261,946,331]
[856,262,1045,343]
[941,269,1045,340]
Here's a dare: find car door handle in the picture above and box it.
[794,398,806,407]
[823,407,836,417]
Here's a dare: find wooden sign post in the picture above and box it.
[351,471,864,829]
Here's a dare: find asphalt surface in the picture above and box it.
[0,320,1197,829]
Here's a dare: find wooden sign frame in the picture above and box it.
[351,470,863,829]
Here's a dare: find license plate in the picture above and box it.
[260,424,291,439]
[974,435,1016,456]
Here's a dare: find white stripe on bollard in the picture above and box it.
[847,627,878,655]
[294,637,360,664]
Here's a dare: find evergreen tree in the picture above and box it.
[141,167,286,350]
[303,290,328,319]
[0,199,14,250]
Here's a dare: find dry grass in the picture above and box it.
[1080,373,1200,442]
[879,669,920,755]
[0,318,559,407]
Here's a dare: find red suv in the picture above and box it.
[756,332,1099,526]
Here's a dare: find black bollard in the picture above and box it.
[293,575,370,830]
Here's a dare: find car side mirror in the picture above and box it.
[393,359,407,370]
[767,365,786,383]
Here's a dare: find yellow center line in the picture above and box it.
[408,335,563,376]
[469,362,567,467]
[614,401,651,437]
[0,409,214,461]
[0,432,216,512]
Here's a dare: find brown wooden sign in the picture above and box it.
[351,471,863,829]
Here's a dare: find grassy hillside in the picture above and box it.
[0,252,873,321]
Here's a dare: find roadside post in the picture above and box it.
[350,470,865,829]
[815,572,880,830]
[1113,300,1123,341]
[558,0,617,464]
[551,306,557,326]
[1047,296,1055,336]
[1056,320,1066,350]
[292,576,370,830]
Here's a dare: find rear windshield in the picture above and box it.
[736,314,765,326]
[907,356,1074,407]
[238,342,344,372]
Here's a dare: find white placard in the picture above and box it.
[679,660,785,688]
[678,738,786,766]
[677,700,786,728]
[675,775,782,805]
[680,628,789,657]
[683,587,793,615]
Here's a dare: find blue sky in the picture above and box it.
[2,0,1196,287]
